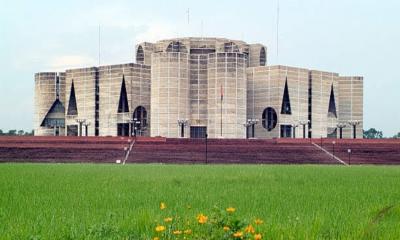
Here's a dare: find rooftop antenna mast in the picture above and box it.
[201,20,204,39]
[187,8,190,24]
[187,8,190,37]
[98,25,101,66]
[276,0,280,64]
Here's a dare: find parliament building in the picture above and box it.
[34,37,363,139]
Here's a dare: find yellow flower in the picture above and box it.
[254,233,262,240]
[233,231,243,238]
[197,214,208,224]
[184,229,192,234]
[155,225,166,232]
[153,237,160,240]
[223,226,230,231]
[160,202,166,210]
[164,217,173,223]
[245,224,255,234]
[254,219,264,225]
[226,207,236,213]
[173,230,182,235]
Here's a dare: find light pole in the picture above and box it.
[299,120,310,139]
[205,133,208,164]
[337,122,347,139]
[177,119,189,138]
[292,123,299,138]
[246,119,259,138]
[128,119,134,137]
[347,149,352,165]
[75,119,86,137]
[348,120,361,139]
[83,121,91,137]
[243,122,251,139]
[133,118,141,137]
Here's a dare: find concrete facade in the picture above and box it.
[34,37,363,139]
[65,67,97,136]
[309,70,339,139]
[98,63,151,137]
[62,64,151,137]
[207,52,247,138]
[338,76,363,138]
[150,52,190,137]
[34,72,65,136]
[247,66,309,139]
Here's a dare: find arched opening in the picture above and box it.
[262,107,277,131]
[224,42,240,53]
[136,45,144,64]
[166,41,187,53]
[260,47,266,66]
[133,106,148,136]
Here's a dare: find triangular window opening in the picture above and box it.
[40,99,65,127]
[67,81,78,115]
[281,78,292,115]
[117,76,130,113]
[328,84,337,118]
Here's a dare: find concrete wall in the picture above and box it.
[136,42,154,66]
[310,70,339,138]
[338,76,363,138]
[248,44,267,67]
[247,66,309,139]
[65,67,97,136]
[189,54,208,127]
[207,52,247,138]
[150,52,190,137]
[34,37,363,139]
[34,72,65,136]
[98,63,151,136]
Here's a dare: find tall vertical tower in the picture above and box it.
[338,76,363,138]
[207,52,247,138]
[150,41,190,137]
[34,72,66,136]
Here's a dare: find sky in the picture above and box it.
[0,0,399,136]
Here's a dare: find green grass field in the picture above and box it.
[0,164,400,239]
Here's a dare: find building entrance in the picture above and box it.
[190,126,207,138]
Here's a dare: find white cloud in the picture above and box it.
[47,55,97,71]
[135,21,178,43]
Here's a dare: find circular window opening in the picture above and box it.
[262,107,277,131]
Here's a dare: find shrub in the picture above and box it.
[152,202,264,240]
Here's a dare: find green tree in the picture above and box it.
[7,130,17,136]
[363,128,383,139]
[393,132,400,139]
[17,130,24,136]
[0,129,3,135]
[24,130,34,136]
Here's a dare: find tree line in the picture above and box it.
[363,128,400,139]
[0,129,34,136]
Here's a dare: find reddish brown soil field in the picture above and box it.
[0,136,399,164]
